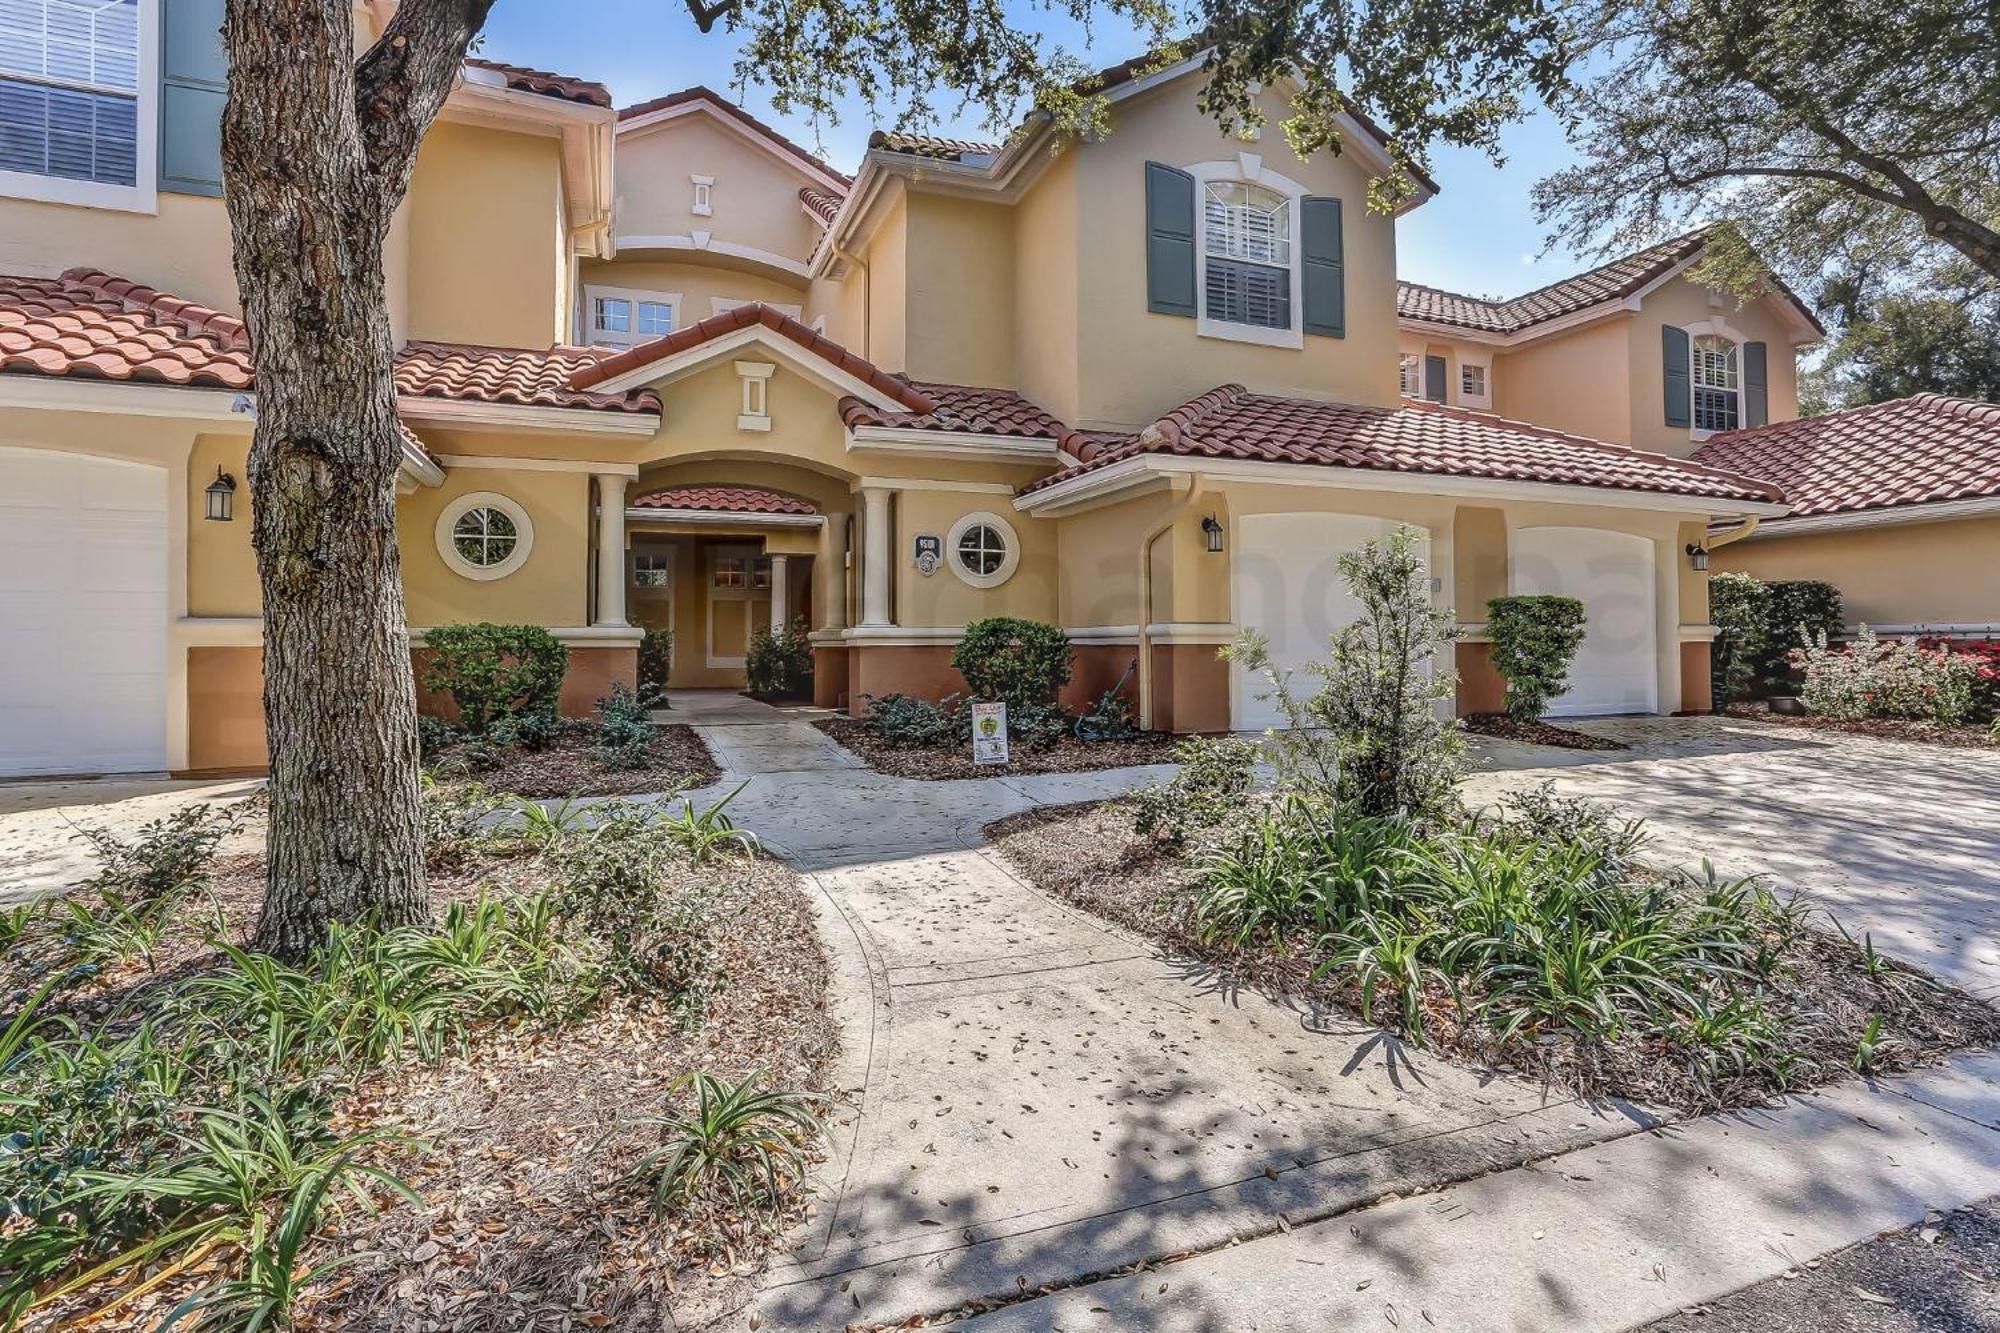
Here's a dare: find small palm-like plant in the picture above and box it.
[623,1070,825,1215]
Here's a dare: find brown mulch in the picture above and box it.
[9,805,839,1333]
[983,800,2000,1117]
[814,716,1174,779]
[1723,702,2000,751]
[435,723,721,797]
[1461,712,1629,751]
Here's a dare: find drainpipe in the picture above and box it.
[834,243,870,362]
[1137,471,1206,730]
[1706,515,1761,549]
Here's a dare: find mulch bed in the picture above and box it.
[1723,703,2000,751]
[10,805,839,1332]
[814,717,1175,779]
[984,800,2000,1116]
[1461,712,1629,751]
[435,724,721,797]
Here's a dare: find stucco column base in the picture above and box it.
[1147,642,1231,734]
[1677,640,1715,714]
[813,645,850,710]
[1454,641,1507,716]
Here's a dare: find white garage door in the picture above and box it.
[1509,526,1657,717]
[0,448,169,777]
[1231,513,1425,731]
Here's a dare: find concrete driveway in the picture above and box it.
[1463,715,2000,998]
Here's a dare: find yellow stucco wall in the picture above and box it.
[1627,277,1804,458]
[1013,150,1083,424]
[406,121,565,348]
[186,434,258,617]
[899,191,1018,388]
[889,489,1059,626]
[612,111,825,268]
[397,467,589,628]
[1713,516,2000,627]
[577,258,806,333]
[1493,319,1634,445]
[865,189,910,372]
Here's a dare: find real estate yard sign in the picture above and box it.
[971,701,1009,765]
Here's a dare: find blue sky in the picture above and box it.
[477,0,1596,300]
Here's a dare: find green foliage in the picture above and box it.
[1485,595,1588,722]
[1761,580,1843,689]
[1806,293,2000,411]
[1793,627,1983,724]
[1708,571,1770,705]
[592,683,656,770]
[951,619,1074,718]
[746,617,814,698]
[76,804,235,907]
[1227,526,1463,819]
[638,626,674,704]
[1130,736,1260,848]
[620,1069,824,1217]
[421,623,569,733]
[1074,684,1140,742]
[417,774,501,870]
[861,692,966,748]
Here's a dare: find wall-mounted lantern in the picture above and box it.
[204,466,237,522]
[1202,514,1224,554]
[1685,542,1710,572]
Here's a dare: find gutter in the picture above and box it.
[1136,472,1207,729]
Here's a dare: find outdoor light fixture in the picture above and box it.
[1686,542,1710,572]
[205,466,237,522]
[1202,514,1224,553]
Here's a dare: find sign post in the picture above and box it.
[971,700,1009,765]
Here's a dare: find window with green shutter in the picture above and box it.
[1144,161,1197,318]
[1300,195,1344,337]
[159,0,225,196]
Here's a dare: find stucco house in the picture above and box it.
[1693,394,2000,637]
[0,0,1803,779]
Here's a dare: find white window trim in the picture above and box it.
[736,358,774,432]
[581,284,680,348]
[1186,154,1306,351]
[1398,352,1423,398]
[0,0,160,214]
[1683,317,1748,441]
[691,173,714,217]
[1457,353,1492,409]
[945,510,1020,590]
[435,491,534,582]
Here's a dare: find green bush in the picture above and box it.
[746,617,813,698]
[592,683,655,769]
[1759,580,1842,690]
[1708,571,1770,705]
[952,618,1074,718]
[638,626,674,703]
[1486,595,1588,722]
[423,623,569,733]
[862,692,965,748]
[1131,735,1259,847]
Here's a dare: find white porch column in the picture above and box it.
[860,485,893,627]
[594,474,629,627]
[768,553,790,631]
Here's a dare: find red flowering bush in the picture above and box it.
[1792,628,1983,724]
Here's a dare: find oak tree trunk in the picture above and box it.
[222,0,492,958]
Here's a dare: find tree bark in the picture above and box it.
[222,0,491,958]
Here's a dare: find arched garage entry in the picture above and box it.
[1510,525,1658,716]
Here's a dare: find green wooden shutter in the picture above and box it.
[160,0,227,197]
[1144,162,1197,318]
[1424,355,1447,402]
[1743,341,1768,427]
[1300,195,1345,337]
[1663,325,1692,428]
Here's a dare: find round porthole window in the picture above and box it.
[946,511,1020,589]
[436,492,534,581]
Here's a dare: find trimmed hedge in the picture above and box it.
[746,618,814,698]
[952,618,1073,711]
[422,623,569,732]
[1708,571,1770,705]
[1759,580,1842,691]
[1487,595,1588,722]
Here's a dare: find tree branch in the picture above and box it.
[684,0,739,34]
[353,0,497,217]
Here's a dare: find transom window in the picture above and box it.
[712,556,747,589]
[1691,334,1740,432]
[0,0,140,187]
[1202,180,1291,330]
[451,506,518,567]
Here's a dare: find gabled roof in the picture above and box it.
[396,341,660,414]
[866,130,1006,163]
[838,381,1069,440]
[1023,386,1786,506]
[464,57,611,109]
[618,85,851,186]
[568,302,932,411]
[631,485,817,515]
[1692,394,2000,519]
[0,268,253,389]
[1398,229,1824,341]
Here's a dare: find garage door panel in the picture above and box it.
[1510,526,1657,717]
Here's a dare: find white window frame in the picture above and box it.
[1683,317,1747,440]
[736,359,774,432]
[435,491,534,582]
[945,510,1021,590]
[1186,154,1305,351]
[1457,355,1491,408]
[582,284,680,349]
[0,0,159,213]
[1398,352,1423,398]
[691,173,713,216]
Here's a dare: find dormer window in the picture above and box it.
[1202,180,1291,330]
[1691,334,1740,432]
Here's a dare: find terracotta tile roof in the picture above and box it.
[799,186,842,226]
[619,86,851,184]
[631,485,817,515]
[0,268,253,389]
[1398,232,1714,336]
[838,381,1068,439]
[1692,394,2000,518]
[464,57,611,108]
[568,302,933,412]
[395,340,661,414]
[866,129,1005,163]
[1024,386,1785,505]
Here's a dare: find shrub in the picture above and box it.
[1131,735,1259,847]
[952,618,1074,719]
[485,708,562,752]
[1708,571,1770,705]
[746,617,813,698]
[638,626,674,704]
[592,683,656,769]
[1227,526,1463,820]
[76,803,235,906]
[622,1069,824,1217]
[1486,595,1589,722]
[1793,627,1982,724]
[1759,580,1842,691]
[1075,684,1140,742]
[422,622,569,733]
[862,692,965,748]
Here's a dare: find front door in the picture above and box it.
[705,543,769,672]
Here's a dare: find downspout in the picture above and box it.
[1137,471,1206,730]
[834,243,870,362]
[1706,514,1761,549]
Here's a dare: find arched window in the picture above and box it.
[1691,334,1740,432]
[1202,180,1292,329]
